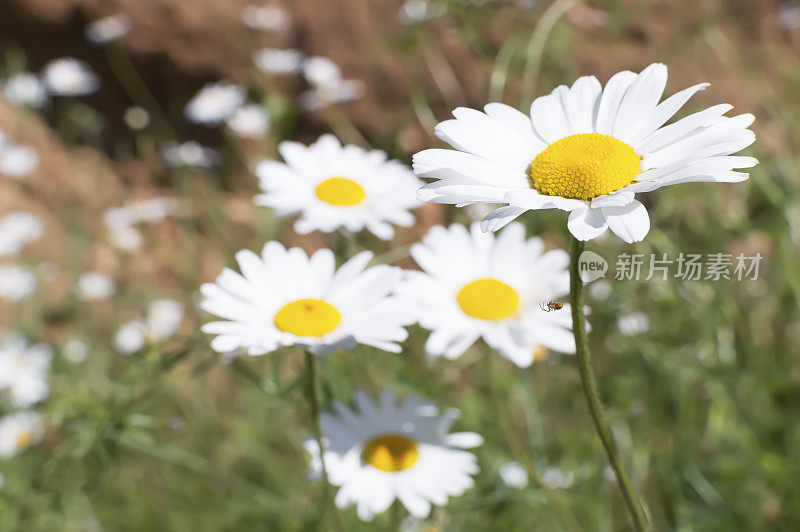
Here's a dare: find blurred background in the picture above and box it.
[0,0,797,530]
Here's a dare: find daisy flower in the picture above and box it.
[0,211,43,256]
[241,5,290,31]
[85,13,132,44]
[185,81,246,125]
[161,141,220,168]
[114,299,185,355]
[0,332,51,407]
[304,389,482,521]
[299,56,365,111]
[74,271,116,301]
[3,72,46,108]
[0,411,44,458]
[0,143,39,179]
[0,264,36,301]
[253,48,305,74]
[413,63,757,243]
[399,222,575,366]
[255,135,422,240]
[200,242,411,356]
[41,58,99,97]
[226,103,270,139]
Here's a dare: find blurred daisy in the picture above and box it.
[241,5,289,31]
[161,141,220,168]
[300,56,365,111]
[542,467,575,490]
[114,299,185,355]
[399,222,575,366]
[3,72,46,108]
[0,332,51,407]
[0,264,36,301]
[74,271,115,301]
[201,243,411,356]
[104,197,182,251]
[616,312,650,336]
[0,211,43,256]
[398,0,446,25]
[254,48,305,74]
[41,58,99,96]
[255,135,422,240]
[85,13,132,44]
[498,461,528,489]
[0,411,44,458]
[304,389,482,521]
[62,335,90,364]
[414,63,757,243]
[185,81,246,125]
[0,143,39,178]
[226,103,270,139]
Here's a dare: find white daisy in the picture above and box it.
[0,411,44,458]
[241,5,290,31]
[161,141,219,168]
[185,81,246,125]
[41,58,99,96]
[498,461,529,489]
[413,63,757,243]
[0,264,36,301]
[304,389,482,521]
[3,72,47,108]
[253,48,305,74]
[200,242,411,356]
[300,56,365,111]
[85,13,132,44]
[74,271,116,301]
[114,299,185,355]
[0,143,39,178]
[616,312,650,336]
[226,103,270,139]
[255,135,422,240]
[399,222,576,367]
[0,332,51,407]
[0,211,43,256]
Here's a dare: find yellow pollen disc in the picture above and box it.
[457,278,520,321]
[530,133,641,200]
[16,430,33,449]
[362,434,419,472]
[532,345,549,362]
[273,298,341,337]
[315,177,366,206]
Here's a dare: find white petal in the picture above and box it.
[480,206,527,232]
[567,208,608,241]
[595,70,637,134]
[601,200,650,243]
[612,63,668,143]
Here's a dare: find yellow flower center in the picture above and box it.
[532,345,549,362]
[530,133,641,200]
[15,429,33,449]
[315,177,366,206]
[362,434,419,472]
[457,278,520,321]
[273,298,341,337]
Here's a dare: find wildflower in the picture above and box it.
[185,81,246,125]
[41,58,99,96]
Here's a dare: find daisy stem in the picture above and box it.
[304,350,341,531]
[569,237,648,531]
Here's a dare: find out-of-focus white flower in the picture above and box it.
[123,106,150,130]
[398,0,446,25]
[62,335,90,364]
[241,5,290,31]
[0,332,51,407]
[104,197,182,251]
[0,411,44,458]
[161,141,220,168]
[779,2,800,30]
[86,13,132,44]
[185,81,246,125]
[542,467,575,489]
[41,58,99,96]
[0,143,39,178]
[300,56,365,111]
[226,104,270,139]
[616,312,650,336]
[0,264,36,301]
[0,211,43,256]
[3,72,46,108]
[115,299,185,355]
[498,461,529,489]
[588,279,612,300]
[107,225,143,252]
[254,48,305,74]
[75,271,115,301]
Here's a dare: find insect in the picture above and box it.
[539,299,563,312]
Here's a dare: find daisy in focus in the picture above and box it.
[304,389,482,521]
[41,58,99,97]
[255,135,422,240]
[185,81,246,125]
[413,63,757,243]
[200,242,411,356]
[400,222,575,366]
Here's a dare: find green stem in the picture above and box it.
[569,237,648,531]
[304,351,341,531]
